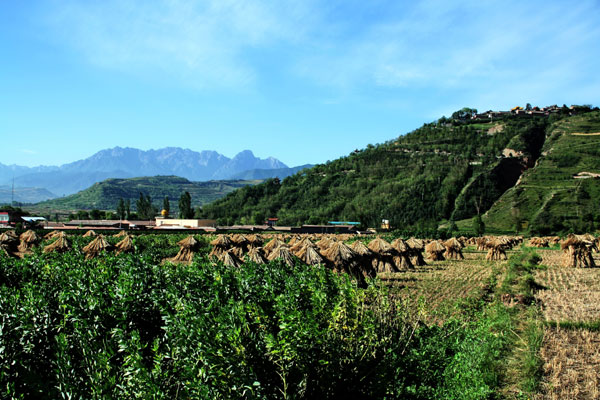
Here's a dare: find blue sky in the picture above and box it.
[1,0,599,168]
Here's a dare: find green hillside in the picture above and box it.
[34,176,262,212]
[483,111,600,234]
[200,108,600,234]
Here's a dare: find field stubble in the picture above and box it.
[379,247,504,323]
[529,247,600,399]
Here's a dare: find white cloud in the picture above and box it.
[40,0,600,102]
[294,0,600,98]
[42,0,317,88]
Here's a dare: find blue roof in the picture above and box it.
[327,221,361,225]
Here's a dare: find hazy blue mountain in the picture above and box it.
[211,150,287,179]
[0,185,56,204]
[0,163,58,183]
[229,164,315,180]
[1,147,288,196]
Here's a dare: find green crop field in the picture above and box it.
[3,230,594,398]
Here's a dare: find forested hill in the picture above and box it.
[200,107,600,233]
[35,176,262,212]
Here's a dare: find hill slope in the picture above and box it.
[200,109,599,233]
[483,111,600,234]
[34,176,262,212]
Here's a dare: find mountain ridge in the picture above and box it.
[1,147,291,198]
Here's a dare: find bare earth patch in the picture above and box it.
[536,328,600,399]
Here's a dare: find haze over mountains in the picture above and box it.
[0,147,308,202]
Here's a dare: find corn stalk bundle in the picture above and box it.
[246,246,267,264]
[443,237,464,260]
[231,234,250,251]
[561,235,596,268]
[210,234,233,249]
[246,234,264,247]
[475,237,488,251]
[208,246,225,261]
[351,240,372,257]
[288,235,300,247]
[290,237,315,256]
[371,256,398,274]
[113,230,127,238]
[425,240,446,261]
[316,236,334,251]
[221,249,243,268]
[230,246,245,259]
[0,244,10,257]
[178,235,199,250]
[548,236,561,246]
[485,238,508,261]
[406,238,427,266]
[391,238,414,269]
[263,238,287,254]
[296,245,325,266]
[170,248,195,263]
[578,234,598,252]
[20,230,39,245]
[368,237,394,255]
[18,230,40,253]
[4,230,18,239]
[0,232,18,246]
[324,241,372,285]
[528,237,548,248]
[323,241,357,271]
[115,234,134,254]
[83,230,97,238]
[0,232,18,256]
[267,246,295,267]
[368,237,398,273]
[43,235,70,254]
[44,230,61,240]
[82,235,112,259]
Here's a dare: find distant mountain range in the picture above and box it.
[228,164,314,180]
[0,147,306,202]
[0,185,56,204]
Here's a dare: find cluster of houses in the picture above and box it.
[0,211,362,234]
[471,105,577,121]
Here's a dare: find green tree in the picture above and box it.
[90,209,102,220]
[473,214,485,236]
[76,210,89,220]
[125,199,131,219]
[116,198,126,220]
[163,196,170,216]
[136,193,156,220]
[178,192,193,219]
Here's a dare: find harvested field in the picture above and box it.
[380,256,500,323]
[536,328,600,400]
[531,247,600,398]
[537,291,600,323]
[535,253,600,322]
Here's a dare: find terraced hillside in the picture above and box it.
[484,111,600,234]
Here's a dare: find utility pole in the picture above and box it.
[11,177,14,206]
